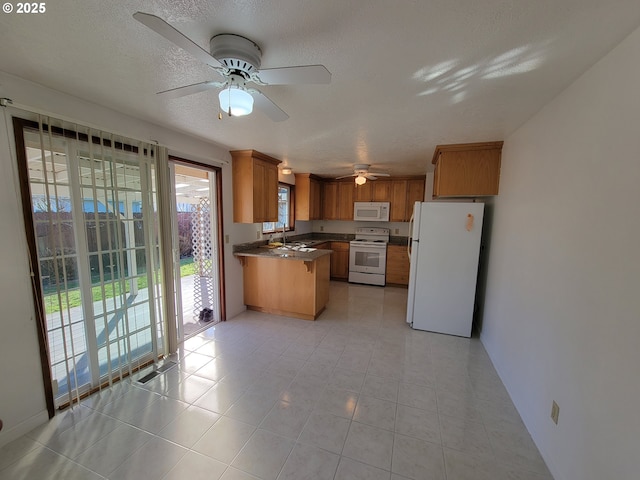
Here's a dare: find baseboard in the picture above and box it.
[0,410,49,449]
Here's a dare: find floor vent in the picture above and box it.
[137,371,159,384]
[157,361,177,373]
[137,361,177,384]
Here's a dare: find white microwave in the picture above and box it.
[353,202,390,222]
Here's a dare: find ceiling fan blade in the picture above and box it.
[158,80,226,98]
[335,174,357,179]
[365,175,378,180]
[369,172,390,177]
[250,90,289,122]
[133,12,223,69]
[257,65,331,85]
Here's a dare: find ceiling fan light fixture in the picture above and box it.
[281,167,292,175]
[218,87,254,116]
[355,175,367,185]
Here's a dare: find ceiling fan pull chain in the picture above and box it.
[218,87,224,120]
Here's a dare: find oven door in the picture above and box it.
[349,245,387,275]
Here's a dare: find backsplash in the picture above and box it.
[312,220,410,236]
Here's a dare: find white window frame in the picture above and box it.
[262,183,293,233]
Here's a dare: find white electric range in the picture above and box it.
[348,227,390,286]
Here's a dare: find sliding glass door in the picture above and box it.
[17,118,164,406]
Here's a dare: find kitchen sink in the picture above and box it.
[268,249,298,257]
[279,242,305,249]
[276,244,315,252]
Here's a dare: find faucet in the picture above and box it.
[282,224,287,246]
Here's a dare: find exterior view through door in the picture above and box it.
[15,117,165,409]
[15,116,227,413]
[171,162,222,339]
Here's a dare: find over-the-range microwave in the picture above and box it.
[353,202,390,222]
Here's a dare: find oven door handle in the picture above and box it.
[352,247,386,253]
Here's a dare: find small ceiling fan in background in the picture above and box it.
[133,12,331,121]
[336,164,391,185]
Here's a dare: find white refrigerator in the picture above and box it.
[406,202,484,337]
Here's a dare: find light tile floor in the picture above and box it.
[0,282,554,480]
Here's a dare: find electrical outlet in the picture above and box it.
[551,400,560,424]
[395,228,399,234]
[225,235,230,244]
[320,226,324,232]
[256,230,261,239]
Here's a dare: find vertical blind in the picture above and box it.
[21,115,166,406]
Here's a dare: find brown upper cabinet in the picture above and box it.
[337,182,355,220]
[354,182,372,202]
[390,181,407,221]
[231,150,281,223]
[353,181,392,203]
[389,178,425,221]
[432,141,503,198]
[322,180,355,220]
[406,179,426,219]
[322,181,339,220]
[298,175,425,221]
[294,173,323,221]
[372,181,391,202]
[321,177,425,221]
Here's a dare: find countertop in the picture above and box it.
[234,244,333,261]
[233,233,409,254]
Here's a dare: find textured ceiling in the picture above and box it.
[1,1,640,177]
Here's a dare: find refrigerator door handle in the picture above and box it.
[407,211,414,261]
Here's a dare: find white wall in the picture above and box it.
[0,106,49,446]
[0,71,258,446]
[481,25,640,480]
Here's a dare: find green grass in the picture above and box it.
[43,257,195,315]
[179,256,197,276]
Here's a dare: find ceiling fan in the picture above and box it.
[133,12,331,122]
[336,164,390,185]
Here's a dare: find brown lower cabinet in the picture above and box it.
[386,244,410,286]
[240,254,330,320]
[313,241,350,279]
[330,242,350,279]
[308,241,410,285]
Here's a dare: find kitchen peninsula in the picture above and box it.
[235,245,332,320]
